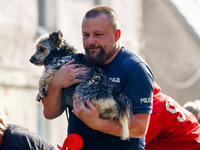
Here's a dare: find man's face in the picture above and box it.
[82,14,117,65]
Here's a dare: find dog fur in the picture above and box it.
[30,31,132,140]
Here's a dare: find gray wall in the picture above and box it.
[143,0,200,105]
[0,0,142,146]
[0,0,39,132]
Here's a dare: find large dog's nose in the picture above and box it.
[29,56,36,63]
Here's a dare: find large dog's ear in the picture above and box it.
[49,30,63,47]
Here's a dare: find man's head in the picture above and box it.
[82,5,121,65]
[183,100,200,123]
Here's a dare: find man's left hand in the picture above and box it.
[72,97,101,130]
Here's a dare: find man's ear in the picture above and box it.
[115,29,121,42]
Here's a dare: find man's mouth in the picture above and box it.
[89,48,99,50]
[88,46,100,51]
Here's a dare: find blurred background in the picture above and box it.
[0,0,200,147]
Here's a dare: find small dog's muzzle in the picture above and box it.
[29,56,36,64]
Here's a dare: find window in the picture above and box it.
[38,0,57,33]
[94,0,110,6]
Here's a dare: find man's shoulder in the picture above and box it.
[120,47,146,67]
[119,47,152,78]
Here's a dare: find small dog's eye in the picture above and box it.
[39,47,45,52]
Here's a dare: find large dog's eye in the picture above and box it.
[39,47,45,52]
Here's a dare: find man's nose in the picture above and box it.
[88,36,96,44]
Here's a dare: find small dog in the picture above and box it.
[30,31,132,140]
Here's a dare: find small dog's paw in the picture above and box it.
[42,88,47,97]
[36,93,43,102]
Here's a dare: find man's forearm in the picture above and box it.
[94,113,150,138]
[42,81,64,119]
[129,113,150,138]
[72,99,150,138]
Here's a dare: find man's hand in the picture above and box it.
[72,97,101,130]
[52,59,89,89]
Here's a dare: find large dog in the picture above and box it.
[30,31,132,140]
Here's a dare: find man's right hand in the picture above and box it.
[51,59,89,89]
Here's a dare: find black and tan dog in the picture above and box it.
[30,31,132,140]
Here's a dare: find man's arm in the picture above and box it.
[42,59,89,119]
[96,113,150,138]
[42,79,64,119]
[72,98,150,138]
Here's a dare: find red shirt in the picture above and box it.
[145,83,200,150]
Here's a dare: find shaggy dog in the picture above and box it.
[29,31,132,140]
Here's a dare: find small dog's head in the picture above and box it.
[30,30,65,66]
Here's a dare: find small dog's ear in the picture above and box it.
[49,30,63,47]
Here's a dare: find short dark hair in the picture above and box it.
[84,5,119,30]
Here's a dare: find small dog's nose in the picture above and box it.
[29,57,35,63]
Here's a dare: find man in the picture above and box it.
[43,5,154,150]
[0,110,56,150]
[183,99,200,123]
[145,83,200,150]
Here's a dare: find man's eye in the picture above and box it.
[83,34,89,37]
[39,47,45,52]
[96,34,102,36]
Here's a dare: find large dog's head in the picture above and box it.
[29,30,65,66]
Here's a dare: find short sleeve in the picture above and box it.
[123,63,154,114]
